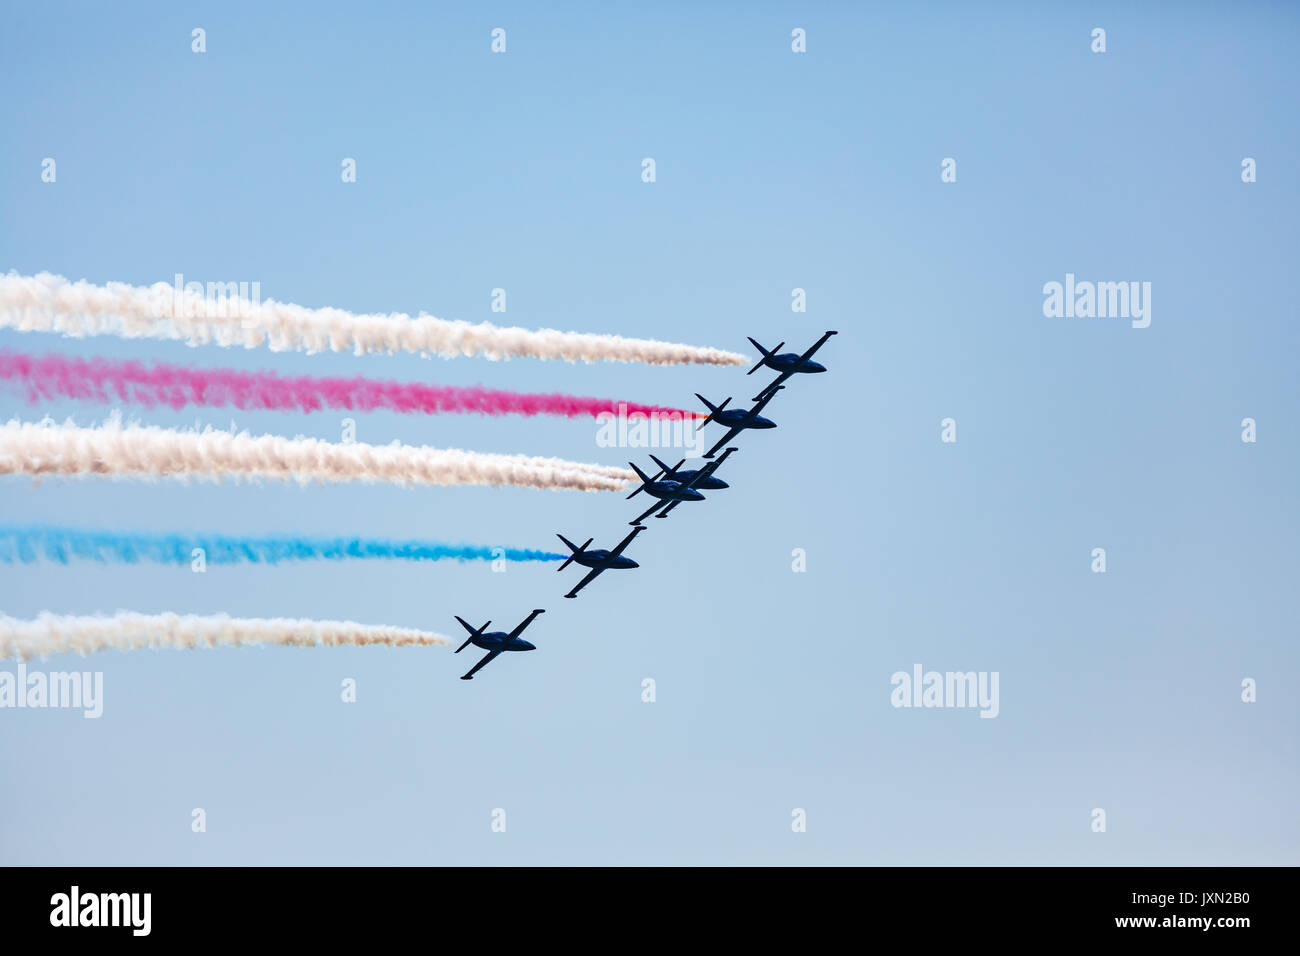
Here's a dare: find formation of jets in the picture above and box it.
[626,446,737,524]
[454,331,838,679]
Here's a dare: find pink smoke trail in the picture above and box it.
[0,350,704,420]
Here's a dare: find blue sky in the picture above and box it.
[1,1,1296,864]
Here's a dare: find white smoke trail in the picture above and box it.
[0,417,634,491]
[0,272,748,366]
[0,611,451,660]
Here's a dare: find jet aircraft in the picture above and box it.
[626,447,737,524]
[694,388,783,459]
[453,608,545,680]
[649,455,729,492]
[747,330,838,402]
[557,525,647,599]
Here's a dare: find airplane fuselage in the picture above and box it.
[714,411,776,429]
[670,470,728,490]
[469,632,536,653]
[645,480,706,503]
[574,550,639,570]
[766,354,828,374]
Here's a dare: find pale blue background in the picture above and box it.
[1,2,1296,865]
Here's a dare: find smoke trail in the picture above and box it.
[0,611,451,660]
[0,349,705,420]
[0,417,634,491]
[0,524,564,566]
[0,272,748,366]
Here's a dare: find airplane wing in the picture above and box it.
[796,330,838,363]
[655,497,685,519]
[607,525,646,558]
[752,368,796,403]
[747,385,783,417]
[631,498,666,524]
[507,608,545,640]
[460,648,501,680]
[703,425,744,459]
[563,566,604,599]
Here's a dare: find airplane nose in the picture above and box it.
[516,640,536,651]
[809,362,827,372]
[626,559,640,568]
[712,479,729,489]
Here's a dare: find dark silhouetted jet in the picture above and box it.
[694,389,783,459]
[653,447,738,519]
[748,330,838,402]
[556,525,647,599]
[627,447,737,523]
[453,608,545,680]
[648,455,729,491]
[626,456,702,524]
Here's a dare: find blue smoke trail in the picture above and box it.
[0,524,564,566]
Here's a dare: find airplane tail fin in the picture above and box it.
[453,615,490,653]
[696,394,731,426]
[556,534,593,572]
[627,461,655,498]
[648,454,680,479]
[746,338,783,375]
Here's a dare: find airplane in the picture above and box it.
[747,330,838,402]
[452,608,545,680]
[694,388,783,459]
[625,455,703,524]
[652,448,738,520]
[557,525,647,599]
[625,447,738,524]
[648,455,729,491]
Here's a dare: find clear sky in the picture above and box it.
[1,1,1296,865]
